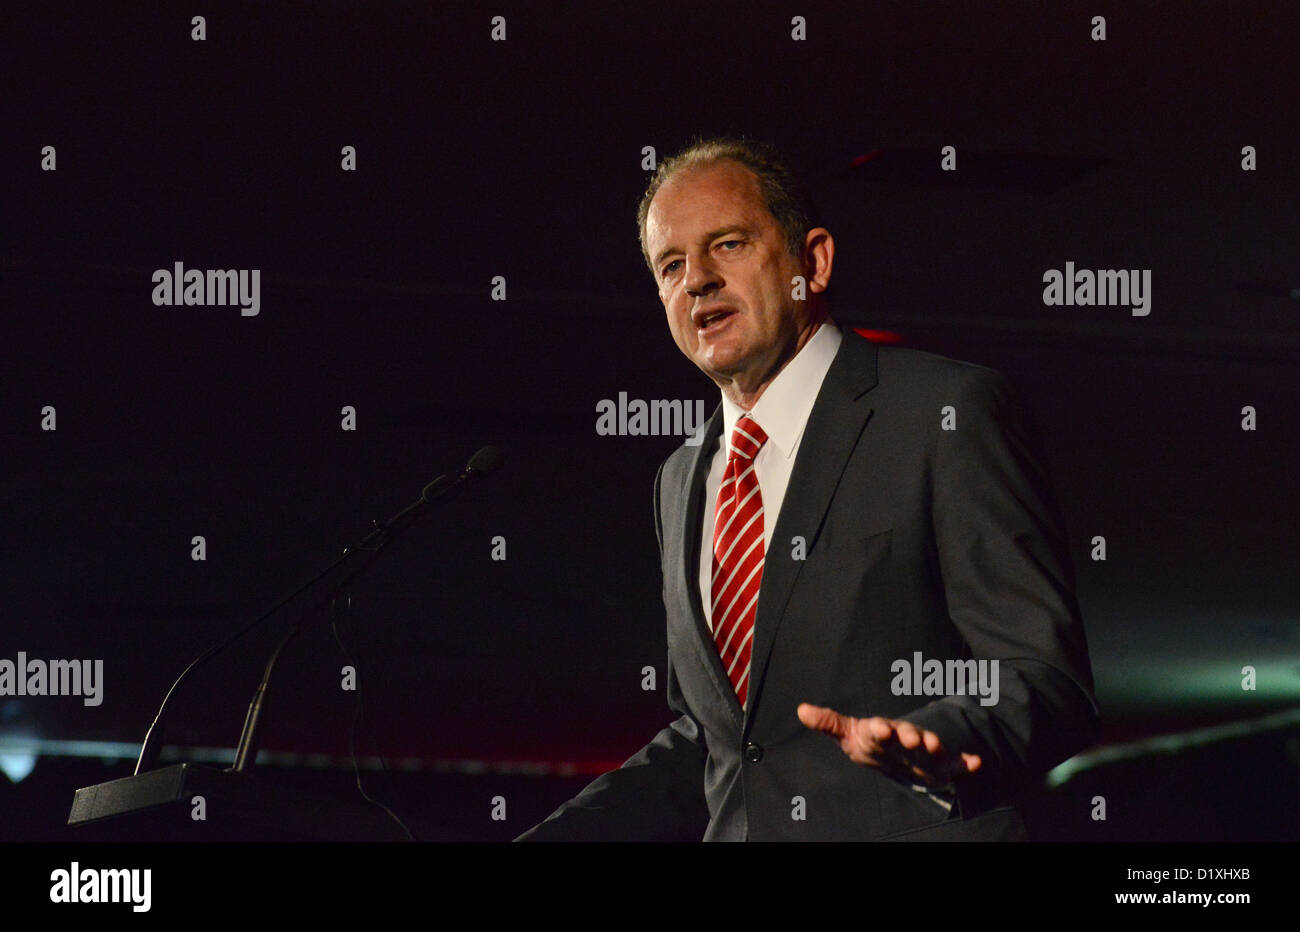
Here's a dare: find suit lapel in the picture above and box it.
[674,405,746,728]
[745,333,880,732]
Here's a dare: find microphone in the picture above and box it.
[134,446,504,776]
[466,444,504,476]
[421,445,504,501]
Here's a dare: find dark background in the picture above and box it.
[1,1,1297,841]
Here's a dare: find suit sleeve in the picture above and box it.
[902,366,1101,818]
[515,460,710,841]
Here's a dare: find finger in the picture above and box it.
[797,703,850,739]
[931,750,980,782]
[894,720,923,751]
[849,719,884,762]
[865,717,896,742]
[892,728,949,782]
[850,748,884,768]
[872,742,926,783]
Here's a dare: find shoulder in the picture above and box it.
[875,341,1009,390]
[868,339,1019,411]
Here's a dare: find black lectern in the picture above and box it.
[68,764,411,841]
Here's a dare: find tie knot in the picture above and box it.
[728,415,768,461]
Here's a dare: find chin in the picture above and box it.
[697,355,744,380]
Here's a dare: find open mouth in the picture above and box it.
[696,309,735,331]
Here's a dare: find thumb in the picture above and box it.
[797,702,850,738]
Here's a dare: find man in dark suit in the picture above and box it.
[519,137,1099,841]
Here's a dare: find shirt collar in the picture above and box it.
[720,320,843,459]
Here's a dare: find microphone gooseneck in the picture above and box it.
[134,446,504,776]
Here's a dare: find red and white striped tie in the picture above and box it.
[711,414,768,709]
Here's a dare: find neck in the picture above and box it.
[717,316,826,410]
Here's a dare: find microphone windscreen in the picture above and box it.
[467,445,504,476]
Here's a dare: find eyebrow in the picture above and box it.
[652,226,756,271]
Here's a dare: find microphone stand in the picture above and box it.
[68,448,503,840]
[229,499,415,775]
[136,447,502,776]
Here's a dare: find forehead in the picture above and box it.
[645,161,773,247]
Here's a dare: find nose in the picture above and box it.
[684,253,722,298]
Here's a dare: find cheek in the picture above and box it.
[664,301,691,345]
[759,282,791,326]
[664,293,686,321]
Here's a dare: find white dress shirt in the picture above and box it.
[698,321,842,630]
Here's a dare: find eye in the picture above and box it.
[662,259,682,276]
[720,239,742,250]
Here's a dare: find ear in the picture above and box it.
[802,228,834,294]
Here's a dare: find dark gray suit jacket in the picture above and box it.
[520,331,1099,841]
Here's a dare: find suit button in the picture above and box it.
[744,742,763,763]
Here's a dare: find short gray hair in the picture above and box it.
[636,136,823,273]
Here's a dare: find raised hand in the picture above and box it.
[797,702,982,788]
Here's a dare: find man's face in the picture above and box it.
[644,161,811,394]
